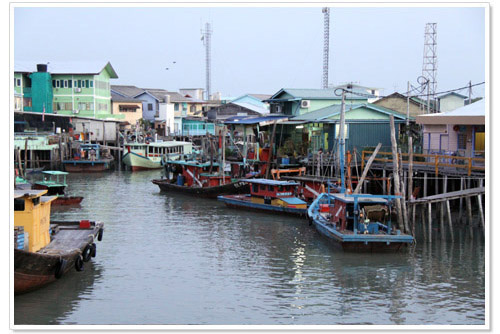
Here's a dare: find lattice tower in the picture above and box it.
[322,7,330,89]
[201,23,212,100]
[422,23,438,99]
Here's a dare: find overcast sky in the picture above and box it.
[14,5,486,98]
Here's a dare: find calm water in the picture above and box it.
[14,170,485,325]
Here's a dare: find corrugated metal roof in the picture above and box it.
[223,115,288,125]
[15,60,118,78]
[422,99,484,117]
[111,85,145,97]
[292,103,410,122]
[269,88,373,101]
[232,102,269,114]
[438,92,468,100]
[111,92,142,103]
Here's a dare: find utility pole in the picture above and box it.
[468,80,472,105]
[339,89,346,193]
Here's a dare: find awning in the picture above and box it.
[224,115,288,126]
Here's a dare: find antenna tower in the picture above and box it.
[201,22,212,100]
[322,7,330,89]
[421,23,437,104]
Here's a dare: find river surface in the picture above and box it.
[14,170,485,326]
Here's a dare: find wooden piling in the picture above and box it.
[382,169,386,195]
[424,172,428,197]
[389,115,405,232]
[24,138,28,177]
[411,203,416,237]
[408,136,413,199]
[421,205,427,242]
[477,195,485,230]
[428,202,432,243]
[459,177,464,224]
[265,121,278,179]
[399,148,409,234]
[466,196,473,227]
[446,200,454,242]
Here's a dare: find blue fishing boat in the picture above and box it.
[63,144,113,172]
[307,89,414,251]
[218,179,308,216]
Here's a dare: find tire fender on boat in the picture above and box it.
[75,255,84,272]
[82,244,92,262]
[90,243,97,258]
[55,259,68,279]
[97,228,104,241]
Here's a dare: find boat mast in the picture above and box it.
[339,89,346,194]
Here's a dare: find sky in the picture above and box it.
[14,5,486,99]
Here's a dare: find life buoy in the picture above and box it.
[97,228,104,241]
[91,243,97,258]
[82,244,92,262]
[55,258,67,279]
[75,255,84,271]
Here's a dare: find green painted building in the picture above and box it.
[14,61,122,120]
[265,88,371,116]
[288,103,411,153]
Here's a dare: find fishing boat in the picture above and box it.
[308,192,414,251]
[218,179,308,216]
[62,143,113,172]
[281,175,340,203]
[122,140,193,171]
[306,89,414,251]
[32,170,83,206]
[152,160,249,198]
[14,189,104,295]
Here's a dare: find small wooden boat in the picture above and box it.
[63,143,113,172]
[152,160,249,199]
[282,175,340,203]
[32,170,84,206]
[307,192,414,251]
[218,179,308,216]
[32,170,68,195]
[14,190,104,295]
[51,196,84,206]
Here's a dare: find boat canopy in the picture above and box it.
[42,171,69,176]
[240,179,300,186]
[280,197,307,205]
[331,193,391,204]
[14,189,48,199]
[166,160,220,168]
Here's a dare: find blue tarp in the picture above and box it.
[280,197,307,205]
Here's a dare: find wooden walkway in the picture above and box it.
[407,187,485,243]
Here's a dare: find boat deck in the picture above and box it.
[38,223,101,255]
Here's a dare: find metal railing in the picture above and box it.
[361,150,485,176]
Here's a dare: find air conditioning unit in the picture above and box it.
[301,100,311,108]
[72,110,79,114]
[74,88,82,93]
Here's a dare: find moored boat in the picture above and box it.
[152,160,249,198]
[63,143,113,172]
[32,170,84,206]
[14,189,104,295]
[307,192,414,251]
[122,141,193,171]
[218,179,308,216]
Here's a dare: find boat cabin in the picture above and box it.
[327,193,395,235]
[33,171,68,195]
[76,144,102,160]
[241,179,307,209]
[125,141,192,160]
[14,189,56,252]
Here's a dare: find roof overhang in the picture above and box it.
[416,115,485,125]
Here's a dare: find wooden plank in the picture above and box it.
[409,187,485,204]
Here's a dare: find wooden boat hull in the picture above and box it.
[152,179,249,199]
[14,220,103,295]
[123,152,163,171]
[32,184,65,195]
[311,218,411,252]
[218,195,307,216]
[62,161,111,172]
[52,196,84,206]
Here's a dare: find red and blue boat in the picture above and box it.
[218,179,308,216]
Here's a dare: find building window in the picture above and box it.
[59,80,64,88]
[458,134,467,150]
[56,80,60,88]
[148,103,153,111]
[78,80,82,88]
[85,80,89,88]
[64,80,68,88]
[182,103,187,111]
[90,80,93,88]
[68,80,72,88]
[174,103,179,111]
[15,78,21,87]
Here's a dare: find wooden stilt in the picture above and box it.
[446,200,454,242]
[390,115,405,233]
[424,172,428,197]
[477,195,485,230]
[428,202,432,243]
[421,205,427,242]
[412,203,416,237]
[408,136,413,199]
[459,177,464,223]
[466,196,473,226]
